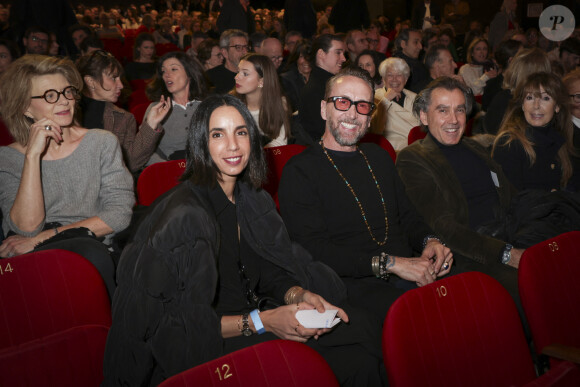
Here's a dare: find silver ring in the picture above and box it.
[44,125,52,131]
[442,262,449,270]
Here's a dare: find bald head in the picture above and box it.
[261,37,283,69]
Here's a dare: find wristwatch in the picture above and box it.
[241,312,253,336]
[502,244,513,265]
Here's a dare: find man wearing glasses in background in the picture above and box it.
[207,29,248,94]
[279,67,452,325]
[22,26,49,55]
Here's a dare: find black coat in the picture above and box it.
[103,180,346,386]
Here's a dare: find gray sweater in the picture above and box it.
[146,100,201,166]
[0,130,135,242]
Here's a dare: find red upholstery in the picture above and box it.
[407,125,427,145]
[137,159,187,206]
[359,132,397,162]
[0,117,13,146]
[519,231,580,358]
[0,250,111,349]
[0,325,109,387]
[262,144,306,210]
[129,78,149,92]
[383,272,537,387]
[156,42,180,56]
[128,88,151,111]
[130,102,150,126]
[159,340,339,387]
[100,38,124,62]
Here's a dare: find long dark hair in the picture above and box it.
[181,94,267,189]
[146,51,208,101]
[230,53,290,142]
[492,72,574,187]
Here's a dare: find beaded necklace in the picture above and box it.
[320,140,388,246]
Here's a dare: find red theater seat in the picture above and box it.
[262,144,306,210]
[383,271,580,387]
[407,125,426,145]
[359,132,397,162]
[137,159,187,206]
[519,231,580,366]
[159,340,339,387]
[0,325,109,387]
[0,250,111,349]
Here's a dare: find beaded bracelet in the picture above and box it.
[372,252,392,281]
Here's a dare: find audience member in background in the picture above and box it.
[77,50,166,173]
[104,94,384,387]
[232,54,289,147]
[261,37,283,71]
[284,0,316,39]
[280,67,452,326]
[249,31,267,54]
[458,38,497,96]
[136,13,156,35]
[424,44,462,84]
[488,0,518,52]
[0,39,19,75]
[68,24,93,59]
[48,32,59,56]
[438,28,459,62]
[393,29,429,93]
[563,69,580,189]
[299,34,346,143]
[355,49,384,90]
[196,38,223,70]
[559,37,580,75]
[22,26,50,55]
[492,72,576,192]
[153,16,178,45]
[207,29,248,94]
[217,0,253,34]
[345,29,369,63]
[442,0,470,39]
[97,12,124,40]
[481,39,523,111]
[0,55,134,297]
[280,40,311,113]
[525,27,539,48]
[484,48,551,134]
[186,31,208,56]
[145,52,208,165]
[79,35,104,56]
[411,0,440,31]
[371,57,420,150]
[367,20,389,54]
[124,33,157,82]
[283,30,302,55]
[177,14,193,49]
[420,28,439,60]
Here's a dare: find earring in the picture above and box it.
[259,84,263,88]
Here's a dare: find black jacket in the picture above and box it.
[103,180,346,386]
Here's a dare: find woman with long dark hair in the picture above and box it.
[231,53,290,147]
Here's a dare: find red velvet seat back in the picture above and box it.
[519,231,580,356]
[137,159,187,206]
[156,43,180,56]
[130,102,150,126]
[262,144,306,209]
[159,340,339,387]
[407,125,427,145]
[359,132,397,162]
[383,272,536,387]
[0,325,108,387]
[0,250,111,349]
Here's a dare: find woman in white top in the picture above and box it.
[231,53,290,147]
[371,57,420,151]
[459,38,498,96]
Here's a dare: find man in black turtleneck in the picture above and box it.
[396,77,524,297]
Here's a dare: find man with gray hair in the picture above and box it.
[207,29,248,94]
[280,67,452,325]
[396,77,524,299]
